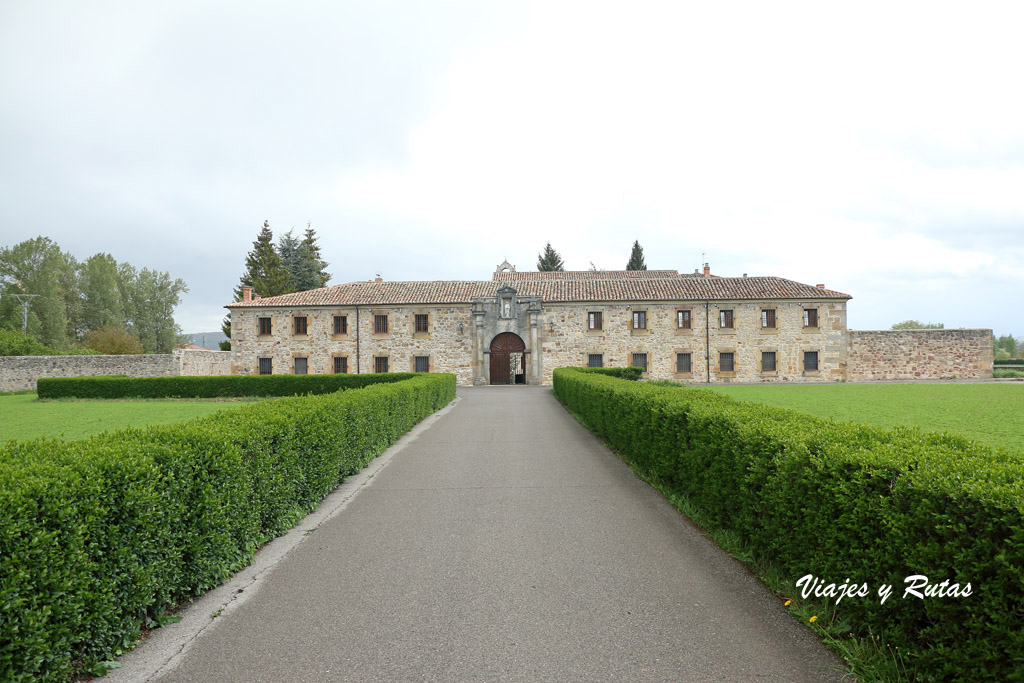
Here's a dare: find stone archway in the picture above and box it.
[489,332,526,385]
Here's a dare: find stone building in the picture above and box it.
[228,261,936,385]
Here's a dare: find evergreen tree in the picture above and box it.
[222,221,291,342]
[278,223,331,292]
[536,242,564,271]
[626,240,647,271]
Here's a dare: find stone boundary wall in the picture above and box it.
[847,329,993,381]
[173,348,232,377]
[0,349,232,392]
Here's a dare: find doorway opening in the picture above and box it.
[489,332,526,385]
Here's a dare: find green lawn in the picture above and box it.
[703,383,1024,453]
[0,393,264,441]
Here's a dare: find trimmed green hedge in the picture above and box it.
[0,373,455,682]
[993,358,1024,366]
[36,372,417,399]
[572,366,644,381]
[553,368,1024,682]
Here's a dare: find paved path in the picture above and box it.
[138,386,847,682]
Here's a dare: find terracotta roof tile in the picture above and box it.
[227,274,851,308]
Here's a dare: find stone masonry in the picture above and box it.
[223,266,994,386]
[847,329,993,381]
[0,349,231,392]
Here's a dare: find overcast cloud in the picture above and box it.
[1,1,1022,336]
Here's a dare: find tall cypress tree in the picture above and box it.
[301,223,330,289]
[279,223,331,292]
[536,242,564,271]
[626,240,647,271]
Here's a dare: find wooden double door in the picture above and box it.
[489,332,526,385]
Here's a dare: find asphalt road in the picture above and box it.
[145,386,847,682]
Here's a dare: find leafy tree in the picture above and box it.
[78,253,124,335]
[0,236,79,348]
[994,334,1018,358]
[891,320,944,330]
[626,240,647,270]
[536,242,564,271]
[0,328,51,355]
[122,268,189,353]
[83,325,144,354]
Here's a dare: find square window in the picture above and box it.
[676,352,692,373]
[293,316,308,335]
[677,310,692,329]
[761,309,776,329]
[258,317,272,335]
[374,356,389,373]
[631,352,648,372]
[294,357,308,375]
[258,357,273,375]
[804,308,818,328]
[804,351,819,372]
[720,352,735,372]
[333,356,348,374]
[632,311,647,330]
[588,311,603,330]
[333,315,347,335]
[374,314,388,334]
[720,310,734,328]
[762,351,776,372]
[588,353,603,368]
[414,356,430,373]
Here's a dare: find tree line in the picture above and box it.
[221,222,330,348]
[0,237,187,354]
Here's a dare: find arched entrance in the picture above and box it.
[489,332,526,385]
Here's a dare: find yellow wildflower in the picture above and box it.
[809,616,818,623]
[784,600,791,607]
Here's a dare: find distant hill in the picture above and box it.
[185,331,228,349]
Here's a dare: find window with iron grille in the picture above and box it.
[762,351,776,372]
[803,308,818,327]
[258,317,272,335]
[374,314,388,334]
[720,352,735,372]
[333,315,347,335]
[631,352,648,372]
[374,356,389,373]
[804,351,819,372]
[632,311,647,330]
[414,356,430,372]
[761,309,776,328]
[294,357,308,375]
[588,353,603,368]
[258,357,273,375]
[333,356,348,374]
[677,310,692,329]
[414,314,429,333]
[588,312,602,330]
[676,352,692,373]
[293,316,308,335]
[720,310,734,328]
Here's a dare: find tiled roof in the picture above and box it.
[227,275,851,308]
[493,269,716,280]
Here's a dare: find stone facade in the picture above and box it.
[223,267,993,386]
[230,305,476,386]
[847,329,994,381]
[0,349,231,392]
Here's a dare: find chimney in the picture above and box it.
[816,284,825,289]
[374,273,383,283]
[242,286,252,303]
[703,263,711,277]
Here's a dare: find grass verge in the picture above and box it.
[0,393,263,441]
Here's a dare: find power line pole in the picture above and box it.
[10,294,40,334]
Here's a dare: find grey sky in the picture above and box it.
[2,1,1022,337]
